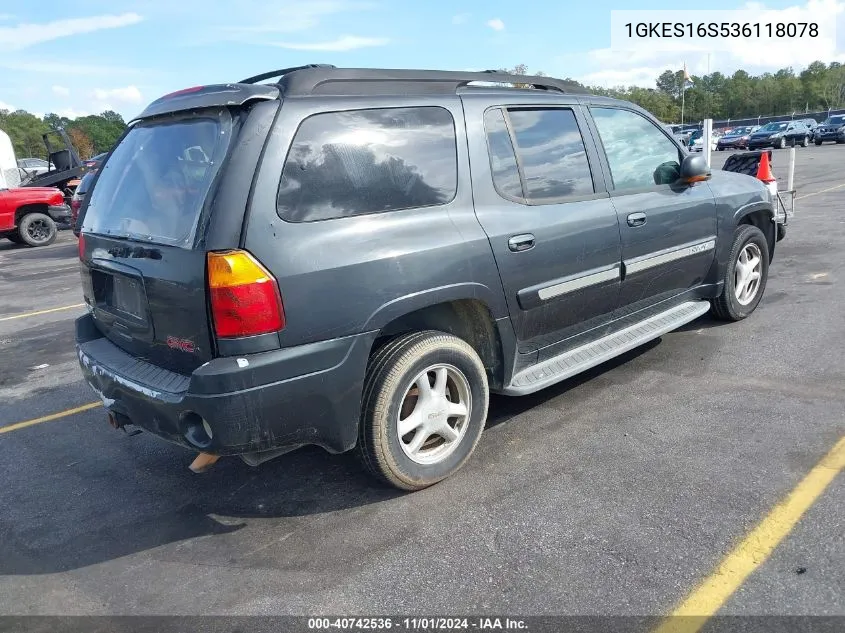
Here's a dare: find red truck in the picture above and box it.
[1,128,72,247]
[0,186,71,247]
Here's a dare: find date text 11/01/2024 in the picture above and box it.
[307,618,528,630]
[624,22,818,38]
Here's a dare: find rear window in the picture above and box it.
[277,106,457,222]
[81,110,232,247]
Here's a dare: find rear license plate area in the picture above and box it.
[92,270,147,323]
[111,275,144,319]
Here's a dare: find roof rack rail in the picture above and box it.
[239,64,337,85]
[240,67,579,96]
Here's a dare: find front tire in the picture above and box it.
[777,137,787,149]
[711,224,770,321]
[18,213,57,247]
[801,135,809,147]
[357,331,489,491]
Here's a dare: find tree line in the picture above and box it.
[0,109,127,161]
[505,61,845,124]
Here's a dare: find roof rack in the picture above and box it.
[240,66,581,96]
[239,64,337,85]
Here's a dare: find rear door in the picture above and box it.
[584,104,717,317]
[463,96,622,353]
[78,109,236,375]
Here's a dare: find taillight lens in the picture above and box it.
[78,233,85,260]
[207,250,285,338]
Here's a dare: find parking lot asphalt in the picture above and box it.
[0,145,843,621]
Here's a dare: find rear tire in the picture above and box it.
[815,139,823,146]
[18,213,57,247]
[711,224,770,322]
[356,331,489,491]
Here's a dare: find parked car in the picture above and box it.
[75,66,787,490]
[70,171,97,236]
[83,152,107,173]
[799,118,819,132]
[813,114,845,145]
[17,157,51,178]
[716,126,757,150]
[747,120,812,149]
[689,129,719,152]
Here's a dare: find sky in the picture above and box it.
[0,0,843,121]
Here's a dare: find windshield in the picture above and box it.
[760,122,788,132]
[81,110,232,247]
[824,116,845,126]
[728,127,751,135]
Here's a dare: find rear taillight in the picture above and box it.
[207,250,285,339]
[78,233,85,260]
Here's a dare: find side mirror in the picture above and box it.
[679,154,710,184]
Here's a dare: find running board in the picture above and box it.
[504,300,711,396]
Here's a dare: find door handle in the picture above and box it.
[508,234,535,252]
[627,212,647,227]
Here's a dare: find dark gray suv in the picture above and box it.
[75,65,787,490]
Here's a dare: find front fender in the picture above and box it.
[733,201,777,263]
[733,201,774,226]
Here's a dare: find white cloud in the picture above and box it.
[56,107,91,119]
[93,86,142,104]
[452,13,470,25]
[272,35,389,51]
[0,13,143,52]
[221,1,374,38]
[487,18,505,31]
[0,14,14,21]
[52,85,70,97]
[0,60,144,75]
[0,100,15,112]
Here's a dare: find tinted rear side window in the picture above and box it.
[508,109,594,200]
[277,107,457,222]
[82,110,232,247]
[483,107,594,203]
[483,109,523,200]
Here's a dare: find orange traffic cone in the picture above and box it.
[756,151,776,184]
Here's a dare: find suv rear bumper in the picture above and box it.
[75,313,374,457]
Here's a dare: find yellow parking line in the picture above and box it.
[0,303,85,322]
[796,182,845,200]
[0,402,101,434]
[653,435,845,633]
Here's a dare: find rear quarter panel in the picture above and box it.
[242,95,508,347]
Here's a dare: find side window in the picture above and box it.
[590,107,682,190]
[277,106,457,222]
[483,109,523,199]
[483,107,595,203]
